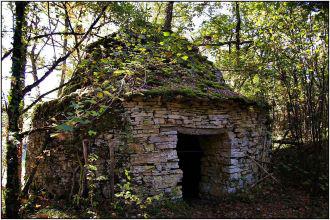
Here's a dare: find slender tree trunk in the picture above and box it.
[58,6,69,97]
[30,44,41,98]
[5,2,28,218]
[163,1,174,32]
[235,2,241,64]
[154,3,164,24]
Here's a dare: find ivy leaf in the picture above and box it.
[163,32,170,37]
[103,91,112,97]
[113,69,125,76]
[89,111,99,117]
[56,123,74,132]
[182,55,189,61]
[88,130,97,137]
[97,92,104,99]
[80,119,91,125]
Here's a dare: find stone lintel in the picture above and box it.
[160,127,226,135]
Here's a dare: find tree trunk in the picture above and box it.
[5,2,28,218]
[163,1,174,32]
[235,2,241,64]
[58,6,69,97]
[30,44,41,98]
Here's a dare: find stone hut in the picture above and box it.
[27,30,271,201]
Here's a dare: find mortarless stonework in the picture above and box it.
[27,95,271,200]
[26,31,271,201]
[123,96,271,198]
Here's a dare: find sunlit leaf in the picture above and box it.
[163,31,170,37]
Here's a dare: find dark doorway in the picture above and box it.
[177,133,203,200]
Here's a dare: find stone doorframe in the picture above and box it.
[172,127,234,198]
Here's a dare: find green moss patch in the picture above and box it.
[61,28,231,96]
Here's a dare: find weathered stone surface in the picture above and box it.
[27,95,271,201]
[155,142,176,149]
[149,135,177,143]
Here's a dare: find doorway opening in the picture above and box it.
[177,133,203,200]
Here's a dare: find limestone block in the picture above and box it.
[174,119,183,125]
[154,111,168,117]
[183,119,193,124]
[149,135,177,143]
[131,165,154,174]
[236,132,246,138]
[155,142,176,149]
[208,115,226,121]
[160,130,177,135]
[230,172,241,180]
[230,158,239,166]
[123,102,138,108]
[153,173,182,189]
[130,152,167,164]
[168,115,182,119]
[247,147,256,154]
[192,117,202,122]
[227,165,240,174]
[162,149,178,160]
[164,162,179,170]
[244,173,254,183]
[156,164,162,171]
[231,149,245,158]
[133,133,151,138]
[154,118,165,124]
[144,144,155,152]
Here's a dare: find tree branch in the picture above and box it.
[1,48,13,61]
[21,79,73,114]
[23,4,109,95]
[197,40,253,47]
[19,126,54,138]
[31,32,85,40]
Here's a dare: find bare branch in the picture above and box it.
[22,79,73,114]
[47,2,58,61]
[23,4,109,95]
[19,126,54,138]
[197,40,253,47]
[1,48,13,61]
[63,2,82,62]
[31,32,85,40]
[2,92,8,112]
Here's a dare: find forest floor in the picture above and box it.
[16,144,329,219]
[25,179,328,219]
[148,181,328,219]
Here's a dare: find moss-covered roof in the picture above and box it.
[32,28,268,135]
[62,28,256,104]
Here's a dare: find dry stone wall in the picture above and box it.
[123,96,271,198]
[27,95,271,200]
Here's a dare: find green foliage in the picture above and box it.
[147,198,191,218]
[113,169,162,218]
[193,2,328,143]
[33,208,73,218]
[272,142,329,196]
[55,123,74,132]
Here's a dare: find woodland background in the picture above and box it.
[1,1,328,218]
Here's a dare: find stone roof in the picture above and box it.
[62,28,254,101]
